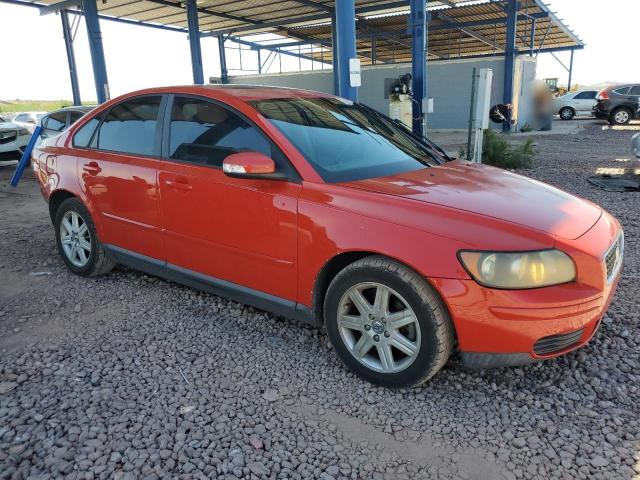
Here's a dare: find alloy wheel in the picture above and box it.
[614,110,630,124]
[60,210,92,268]
[337,282,421,374]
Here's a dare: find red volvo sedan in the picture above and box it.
[32,86,623,387]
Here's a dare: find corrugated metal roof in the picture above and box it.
[16,0,582,62]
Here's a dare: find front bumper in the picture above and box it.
[0,130,29,161]
[431,213,622,368]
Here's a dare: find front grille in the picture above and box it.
[0,130,17,144]
[604,234,624,282]
[534,328,585,355]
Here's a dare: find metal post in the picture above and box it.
[331,15,339,95]
[466,68,478,161]
[567,48,574,91]
[61,10,81,106]
[409,0,427,137]
[217,34,228,84]
[502,0,518,132]
[82,0,109,103]
[186,0,204,84]
[334,0,357,101]
[257,49,262,74]
[371,35,376,65]
[529,18,536,56]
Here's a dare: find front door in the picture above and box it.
[77,95,164,260]
[158,95,301,301]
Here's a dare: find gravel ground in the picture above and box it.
[1,120,639,480]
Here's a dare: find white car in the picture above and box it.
[0,115,31,166]
[12,111,46,133]
[552,90,598,120]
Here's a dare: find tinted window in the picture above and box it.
[630,85,640,96]
[251,97,443,183]
[14,114,28,122]
[95,96,161,156]
[69,111,85,124]
[614,87,630,95]
[44,111,67,132]
[72,117,101,148]
[169,96,273,168]
[574,91,596,100]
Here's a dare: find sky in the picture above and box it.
[0,0,638,103]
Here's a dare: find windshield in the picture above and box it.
[251,97,448,183]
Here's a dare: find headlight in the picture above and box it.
[458,249,575,289]
[18,127,30,136]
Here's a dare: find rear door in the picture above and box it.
[573,91,597,113]
[76,95,165,260]
[157,95,301,301]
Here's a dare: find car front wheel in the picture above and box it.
[559,107,575,120]
[324,256,454,387]
[54,197,115,276]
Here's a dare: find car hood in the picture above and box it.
[341,160,602,240]
[0,122,20,130]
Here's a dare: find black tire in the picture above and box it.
[559,107,575,121]
[609,107,632,126]
[324,256,454,387]
[54,197,115,277]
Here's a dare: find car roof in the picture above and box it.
[46,106,94,114]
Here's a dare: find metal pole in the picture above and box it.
[186,0,204,84]
[567,48,574,91]
[335,0,357,101]
[257,49,262,74]
[82,0,109,103]
[409,0,427,137]
[467,68,478,161]
[217,34,228,83]
[61,10,81,106]
[529,19,536,56]
[331,14,340,96]
[502,0,518,132]
[371,35,376,65]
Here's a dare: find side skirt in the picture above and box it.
[104,245,319,326]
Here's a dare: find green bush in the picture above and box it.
[481,129,535,169]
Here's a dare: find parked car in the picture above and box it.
[39,106,93,139]
[594,84,640,125]
[32,86,623,387]
[633,132,640,158]
[552,89,598,120]
[0,115,31,165]
[12,111,46,133]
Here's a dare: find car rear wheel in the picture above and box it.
[324,256,454,387]
[54,198,115,276]
[610,108,632,125]
[559,107,575,120]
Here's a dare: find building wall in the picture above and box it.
[227,56,537,130]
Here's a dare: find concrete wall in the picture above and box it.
[227,56,537,130]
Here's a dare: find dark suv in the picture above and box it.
[593,84,640,125]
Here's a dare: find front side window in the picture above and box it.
[168,96,276,168]
[69,111,85,125]
[251,97,444,183]
[95,96,161,156]
[14,114,28,123]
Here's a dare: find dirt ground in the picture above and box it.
[0,120,639,480]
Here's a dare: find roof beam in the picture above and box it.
[289,0,333,13]
[39,0,80,15]
[437,11,501,50]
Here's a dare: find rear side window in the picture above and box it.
[168,96,272,167]
[630,85,640,96]
[614,87,630,95]
[73,117,101,148]
[574,91,596,100]
[95,96,161,156]
[44,111,67,132]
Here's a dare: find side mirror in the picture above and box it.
[222,152,282,179]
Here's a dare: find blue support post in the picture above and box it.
[82,0,109,103]
[334,0,357,101]
[567,48,574,91]
[10,127,42,187]
[409,0,428,137]
[217,34,228,83]
[186,0,204,84]
[502,0,518,132]
[331,15,340,96]
[61,10,81,106]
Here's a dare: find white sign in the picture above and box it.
[349,58,361,87]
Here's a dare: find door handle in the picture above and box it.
[165,178,192,191]
[82,161,101,175]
